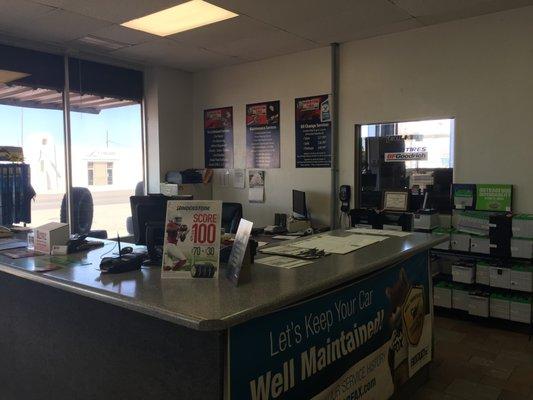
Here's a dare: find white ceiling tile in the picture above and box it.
[169,15,276,48]
[31,0,189,23]
[5,9,112,43]
[0,0,56,30]
[88,25,157,45]
[390,0,533,24]
[209,0,412,43]
[347,18,424,41]
[111,38,244,71]
[212,29,319,61]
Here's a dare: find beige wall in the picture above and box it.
[145,66,194,193]
[339,6,533,213]
[175,6,533,224]
[192,47,332,227]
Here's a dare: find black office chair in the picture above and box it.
[222,202,242,234]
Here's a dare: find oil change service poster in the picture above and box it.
[162,200,221,279]
[295,95,331,168]
[229,252,432,400]
[246,101,280,168]
[204,107,234,168]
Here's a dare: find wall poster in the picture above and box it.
[204,107,234,168]
[229,251,432,400]
[246,101,280,168]
[295,95,331,168]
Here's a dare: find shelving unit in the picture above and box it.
[429,184,532,336]
[430,232,532,336]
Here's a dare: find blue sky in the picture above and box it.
[0,103,142,150]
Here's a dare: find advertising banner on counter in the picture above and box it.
[229,251,431,400]
[161,200,221,279]
[246,101,280,168]
[295,95,331,168]
[204,107,234,168]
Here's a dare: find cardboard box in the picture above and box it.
[451,231,470,252]
[510,238,533,259]
[510,264,533,293]
[34,222,69,254]
[470,235,490,254]
[468,292,490,317]
[160,183,179,197]
[434,282,453,308]
[490,293,510,320]
[489,266,511,289]
[452,285,470,311]
[452,262,476,284]
[476,262,491,286]
[512,214,533,239]
[510,295,532,324]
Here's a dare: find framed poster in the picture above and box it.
[246,101,280,168]
[295,95,331,168]
[204,107,234,168]
[161,200,221,279]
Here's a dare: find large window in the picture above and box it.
[0,44,144,236]
[357,118,454,212]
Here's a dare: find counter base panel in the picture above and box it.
[0,271,224,400]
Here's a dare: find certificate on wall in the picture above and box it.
[246,101,280,168]
[295,94,331,168]
[204,107,234,168]
[161,200,221,279]
[383,191,409,211]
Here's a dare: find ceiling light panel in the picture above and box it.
[121,0,238,36]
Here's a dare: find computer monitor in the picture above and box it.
[292,190,308,219]
[130,194,192,245]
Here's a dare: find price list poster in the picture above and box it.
[246,100,280,168]
[204,107,234,168]
[295,94,331,168]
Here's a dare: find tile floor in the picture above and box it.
[413,316,533,400]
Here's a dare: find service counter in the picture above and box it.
[0,231,445,400]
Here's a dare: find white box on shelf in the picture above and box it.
[432,228,451,250]
[490,294,510,320]
[452,263,475,284]
[510,238,533,259]
[489,266,511,289]
[510,265,533,293]
[510,298,532,324]
[470,235,490,254]
[476,262,491,286]
[451,232,470,252]
[34,222,69,254]
[434,283,452,308]
[452,287,469,311]
[468,293,490,317]
[512,214,533,239]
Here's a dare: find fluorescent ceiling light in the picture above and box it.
[121,0,238,36]
[0,69,29,84]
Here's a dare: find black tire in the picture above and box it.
[60,187,94,234]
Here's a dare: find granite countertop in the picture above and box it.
[0,231,445,331]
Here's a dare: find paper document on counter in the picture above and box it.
[257,255,312,269]
[348,227,411,237]
[260,244,309,257]
[292,233,388,254]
